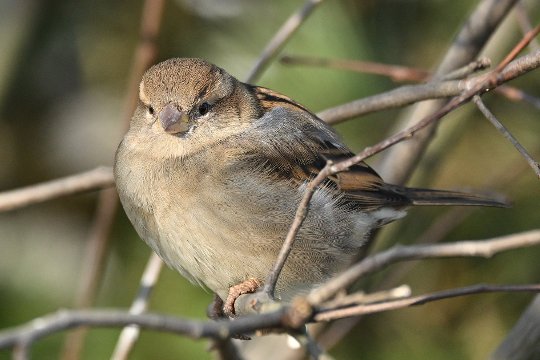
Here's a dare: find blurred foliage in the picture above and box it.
[0,0,539,359]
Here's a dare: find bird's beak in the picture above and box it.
[159,104,190,134]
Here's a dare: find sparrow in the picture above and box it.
[114,58,506,316]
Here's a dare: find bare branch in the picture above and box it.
[318,79,465,124]
[307,230,540,305]
[285,56,537,121]
[0,283,538,351]
[439,57,492,80]
[320,285,411,311]
[495,24,540,72]
[0,309,289,350]
[0,166,113,212]
[473,95,540,178]
[62,187,120,360]
[315,284,540,322]
[244,0,325,83]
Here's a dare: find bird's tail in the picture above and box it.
[399,187,510,208]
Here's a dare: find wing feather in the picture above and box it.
[235,98,412,210]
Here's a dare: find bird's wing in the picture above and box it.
[235,86,507,209]
[238,90,412,210]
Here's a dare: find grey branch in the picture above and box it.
[0,166,114,212]
[0,309,287,350]
[307,229,540,305]
[318,80,466,125]
[315,284,540,322]
[1,282,538,351]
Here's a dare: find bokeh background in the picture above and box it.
[0,0,539,359]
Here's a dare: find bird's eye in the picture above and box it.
[198,102,210,116]
[148,106,155,115]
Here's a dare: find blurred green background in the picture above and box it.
[0,0,539,359]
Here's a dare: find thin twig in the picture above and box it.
[0,167,114,212]
[495,23,540,72]
[13,342,29,360]
[473,95,540,178]
[439,57,492,80]
[110,253,163,360]
[244,0,325,83]
[280,55,430,82]
[60,0,166,359]
[315,284,540,321]
[320,285,411,311]
[307,229,540,305]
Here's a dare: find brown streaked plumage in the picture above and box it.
[114,58,507,315]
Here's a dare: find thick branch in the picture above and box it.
[0,309,287,350]
[1,282,538,350]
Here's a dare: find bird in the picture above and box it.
[114,57,507,317]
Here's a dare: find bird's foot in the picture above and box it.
[223,278,263,318]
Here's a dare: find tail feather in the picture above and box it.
[401,187,510,208]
